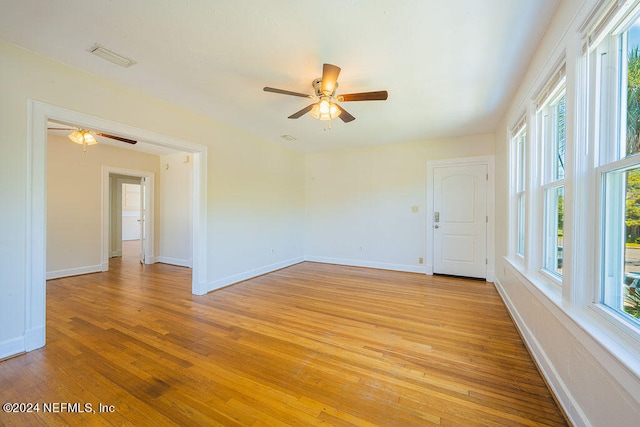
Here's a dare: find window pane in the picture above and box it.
[516,131,526,192]
[543,186,564,277]
[602,166,640,325]
[517,193,525,256]
[627,22,640,156]
[625,169,640,321]
[554,96,566,179]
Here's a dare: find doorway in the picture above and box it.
[25,100,209,353]
[426,156,495,281]
[109,174,149,264]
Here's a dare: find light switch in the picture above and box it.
[411,206,419,213]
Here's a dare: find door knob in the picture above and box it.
[434,224,439,229]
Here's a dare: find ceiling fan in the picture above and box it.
[48,126,137,152]
[263,63,388,123]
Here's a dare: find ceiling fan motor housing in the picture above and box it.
[312,78,337,97]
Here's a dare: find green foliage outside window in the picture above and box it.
[625,45,640,319]
[628,46,640,156]
[625,285,640,318]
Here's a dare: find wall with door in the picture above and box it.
[159,152,192,267]
[304,134,494,272]
[46,134,161,279]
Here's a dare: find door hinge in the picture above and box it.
[486,258,488,265]
[486,173,489,180]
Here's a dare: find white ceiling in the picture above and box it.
[0,1,559,153]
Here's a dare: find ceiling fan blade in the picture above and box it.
[338,91,388,102]
[288,104,315,119]
[321,64,341,95]
[264,87,312,98]
[95,132,137,144]
[338,105,355,123]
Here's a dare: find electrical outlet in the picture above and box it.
[411,206,419,213]
[419,257,424,264]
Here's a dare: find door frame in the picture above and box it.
[25,100,209,352]
[426,155,495,282]
[105,171,153,266]
[110,175,144,258]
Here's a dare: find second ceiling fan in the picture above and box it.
[263,63,388,123]
[48,126,137,152]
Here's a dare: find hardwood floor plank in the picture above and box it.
[0,252,567,426]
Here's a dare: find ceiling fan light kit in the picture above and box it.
[310,97,341,121]
[68,129,98,153]
[49,126,138,153]
[263,63,388,123]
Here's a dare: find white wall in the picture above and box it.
[495,0,640,425]
[305,135,494,272]
[0,40,305,358]
[159,152,192,267]
[46,134,161,278]
[207,137,306,288]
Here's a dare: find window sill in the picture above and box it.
[504,256,562,307]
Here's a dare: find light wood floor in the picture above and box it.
[0,255,567,426]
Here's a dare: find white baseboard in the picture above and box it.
[109,249,122,258]
[206,257,305,293]
[0,336,24,360]
[24,326,45,352]
[306,256,426,274]
[157,256,192,268]
[486,269,495,283]
[46,264,103,280]
[493,276,585,427]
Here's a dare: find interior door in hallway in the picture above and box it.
[433,164,487,279]
[139,176,147,264]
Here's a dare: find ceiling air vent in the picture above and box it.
[280,135,297,141]
[89,44,135,68]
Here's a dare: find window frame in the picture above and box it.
[591,6,640,334]
[505,0,640,392]
[511,121,527,260]
[536,77,567,285]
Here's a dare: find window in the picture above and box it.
[595,10,640,327]
[513,123,527,258]
[538,76,566,279]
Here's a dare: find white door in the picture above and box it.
[139,176,147,264]
[433,164,487,279]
